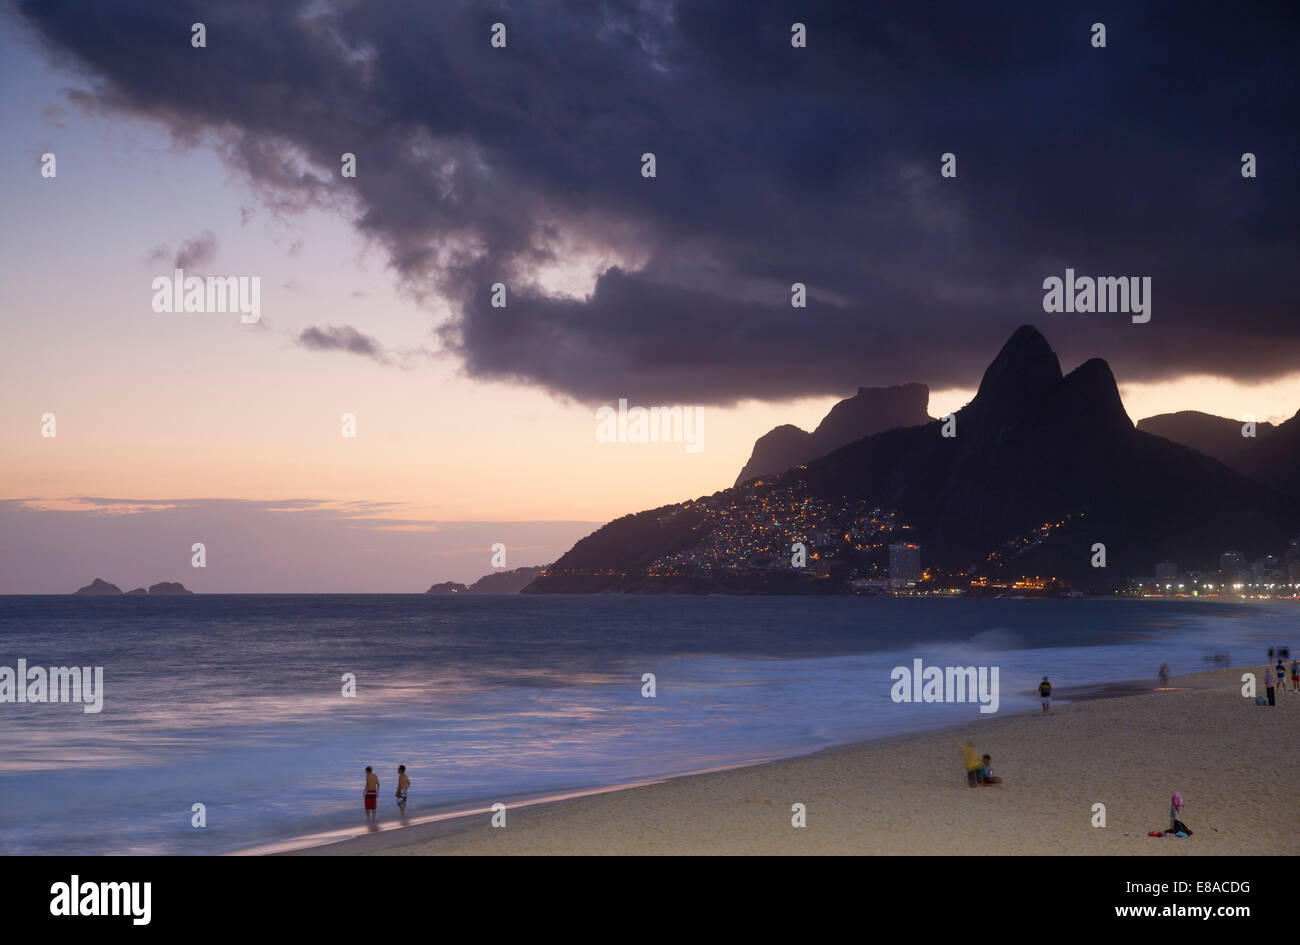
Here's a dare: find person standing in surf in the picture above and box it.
[395,764,410,817]
[364,766,380,822]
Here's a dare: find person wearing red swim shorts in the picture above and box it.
[363,766,379,822]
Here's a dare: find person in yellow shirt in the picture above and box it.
[963,742,981,787]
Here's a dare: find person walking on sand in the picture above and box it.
[1158,663,1169,689]
[1265,666,1277,706]
[395,764,410,815]
[363,766,380,821]
[1038,676,1052,713]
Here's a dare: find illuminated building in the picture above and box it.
[888,542,921,587]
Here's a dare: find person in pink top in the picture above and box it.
[1169,791,1190,835]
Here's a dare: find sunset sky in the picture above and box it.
[2,1,1297,591]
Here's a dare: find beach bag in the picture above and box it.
[1255,696,1267,705]
[1171,819,1192,836]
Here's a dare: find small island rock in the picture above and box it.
[74,578,122,595]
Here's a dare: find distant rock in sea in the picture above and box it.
[74,578,122,595]
[147,582,194,595]
[125,587,148,596]
[426,581,469,594]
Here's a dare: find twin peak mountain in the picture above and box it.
[528,325,1300,592]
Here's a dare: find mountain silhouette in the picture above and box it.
[1242,408,1300,500]
[1137,411,1274,465]
[1138,409,1300,502]
[426,566,548,594]
[801,326,1300,581]
[734,383,931,486]
[530,325,1300,592]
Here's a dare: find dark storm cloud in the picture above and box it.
[17,0,1300,403]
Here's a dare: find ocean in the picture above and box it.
[0,594,1286,855]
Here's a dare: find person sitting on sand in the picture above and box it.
[364,766,380,822]
[1168,791,1191,836]
[1038,676,1052,713]
[963,741,982,788]
[395,764,410,815]
[978,754,1002,785]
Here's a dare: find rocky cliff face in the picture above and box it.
[735,383,931,486]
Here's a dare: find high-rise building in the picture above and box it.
[889,542,921,586]
[1156,561,1178,581]
[1253,555,1282,583]
[1219,550,1244,574]
[1286,537,1300,566]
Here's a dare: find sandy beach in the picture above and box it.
[290,667,1300,856]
